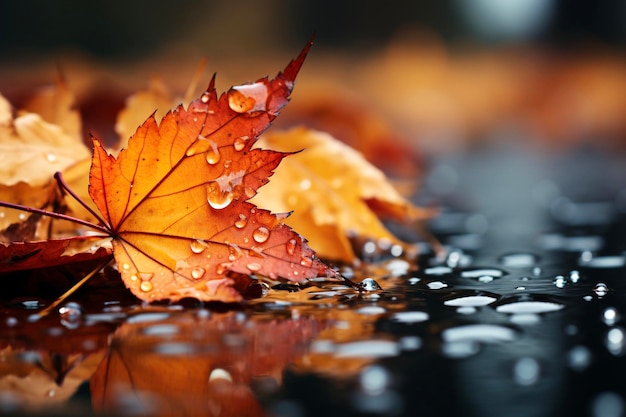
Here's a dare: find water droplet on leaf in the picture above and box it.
[234,214,248,229]
[190,240,207,254]
[253,226,270,243]
[206,182,234,209]
[140,281,154,292]
[286,239,297,255]
[191,267,206,279]
[227,82,268,113]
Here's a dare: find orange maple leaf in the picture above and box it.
[0,40,335,303]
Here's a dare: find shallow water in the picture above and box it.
[2,144,626,417]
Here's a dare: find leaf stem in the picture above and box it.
[0,200,110,235]
[38,258,112,318]
[53,172,110,229]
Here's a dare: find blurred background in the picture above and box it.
[1,0,625,167]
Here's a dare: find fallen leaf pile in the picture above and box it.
[0,41,430,303]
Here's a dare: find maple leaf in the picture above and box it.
[0,40,334,304]
[83,40,332,303]
[252,127,436,262]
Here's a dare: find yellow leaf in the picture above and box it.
[253,127,434,262]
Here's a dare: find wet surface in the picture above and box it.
[2,143,626,416]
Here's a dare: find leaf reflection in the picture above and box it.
[90,310,325,417]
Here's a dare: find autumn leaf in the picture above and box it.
[82,40,332,303]
[252,127,435,262]
[0,81,91,232]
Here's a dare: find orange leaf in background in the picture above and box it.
[86,40,333,303]
[252,127,436,262]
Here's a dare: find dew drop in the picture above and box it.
[233,136,247,151]
[228,82,268,113]
[122,263,131,270]
[234,214,248,229]
[247,262,262,272]
[286,239,297,255]
[216,264,227,275]
[253,226,270,243]
[594,282,609,297]
[200,92,210,103]
[191,267,206,279]
[244,187,256,199]
[59,302,83,329]
[603,307,620,325]
[300,256,313,267]
[205,141,221,165]
[130,274,139,282]
[140,281,153,292]
[206,182,234,209]
[190,240,207,254]
[359,278,382,292]
[46,153,57,163]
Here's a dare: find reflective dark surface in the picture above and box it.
[2,142,626,417]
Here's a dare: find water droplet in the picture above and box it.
[554,275,567,288]
[603,307,620,325]
[335,340,399,358]
[209,368,233,383]
[424,266,453,275]
[594,282,609,297]
[233,136,248,151]
[190,240,207,254]
[442,323,517,343]
[461,268,506,280]
[513,357,541,386]
[200,92,210,103]
[216,264,227,275]
[606,327,626,356]
[286,239,297,255]
[391,311,429,323]
[499,252,538,268]
[46,153,57,163]
[206,182,234,209]
[390,244,403,257]
[582,255,625,268]
[191,267,206,279]
[360,365,390,395]
[205,141,220,165]
[6,317,17,327]
[244,187,256,199]
[129,274,139,282]
[443,292,498,307]
[495,299,565,314]
[59,302,83,329]
[122,263,131,270]
[591,391,624,417]
[227,82,268,113]
[247,262,262,272]
[234,214,248,229]
[18,213,26,221]
[427,281,448,290]
[300,256,313,267]
[569,270,581,283]
[445,249,464,268]
[140,281,153,292]
[359,278,382,292]
[253,226,270,243]
[568,345,591,371]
